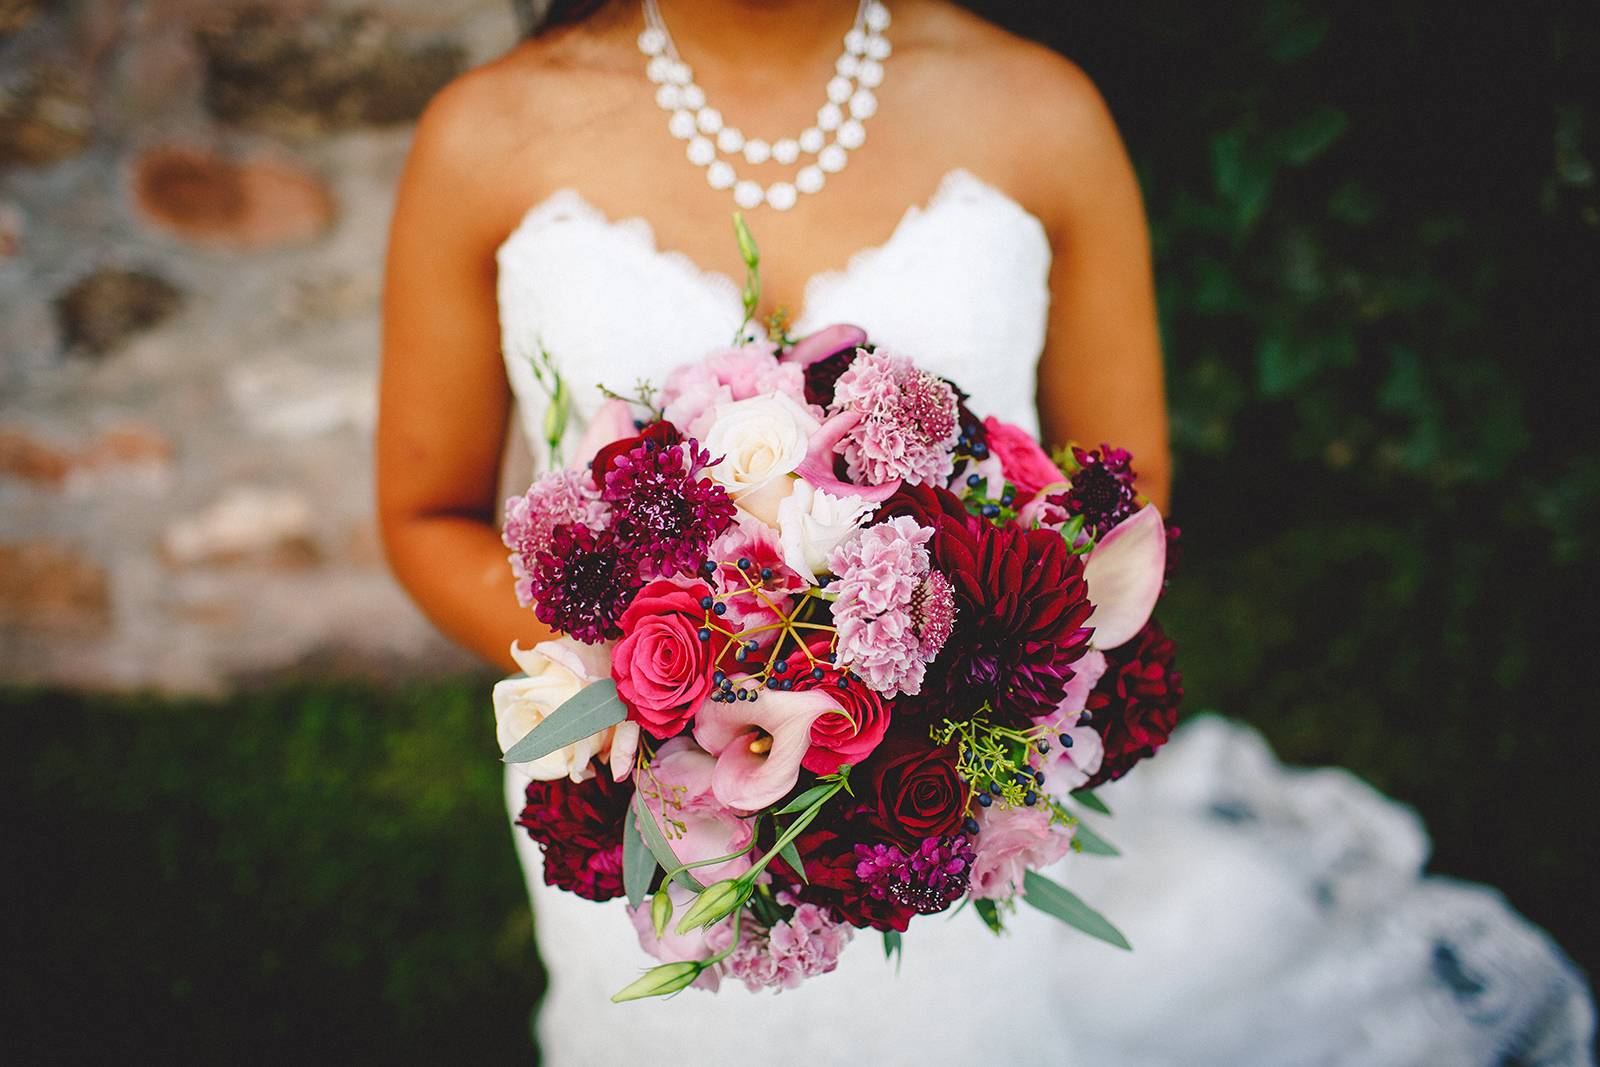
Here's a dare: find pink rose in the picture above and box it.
[968,804,1074,900]
[613,579,725,740]
[659,342,813,440]
[982,417,1065,498]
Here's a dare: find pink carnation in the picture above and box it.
[502,470,608,606]
[828,517,947,696]
[968,804,1075,900]
[829,349,959,487]
[726,897,852,992]
[659,343,813,440]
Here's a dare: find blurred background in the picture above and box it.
[3,0,1596,1060]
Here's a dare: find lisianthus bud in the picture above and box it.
[651,890,674,939]
[611,960,703,1002]
[674,878,747,935]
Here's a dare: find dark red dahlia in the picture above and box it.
[1083,619,1183,788]
[516,762,633,902]
[603,435,735,579]
[802,349,859,407]
[527,522,642,643]
[887,485,1094,725]
[1053,445,1139,539]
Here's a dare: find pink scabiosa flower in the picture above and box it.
[854,834,976,915]
[827,516,953,697]
[1054,445,1139,538]
[602,434,736,580]
[829,349,960,487]
[726,894,853,992]
[502,470,608,607]
[526,523,642,643]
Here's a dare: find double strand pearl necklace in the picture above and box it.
[637,0,891,211]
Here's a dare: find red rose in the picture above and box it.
[857,736,967,849]
[516,761,632,902]
[612,579,725,739]
[784,828,916,932]
[1084,619,1183,787]
[590,419,682,483]
[784,642,893,776]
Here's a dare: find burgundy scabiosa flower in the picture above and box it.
[502,469,608,608]
[854,834,976,915]
[526,522,642,643]
[1083,618,1183,787]
[602,434,735,579]
[1053,445,1139,539]
[517,761,633,902]
[784,828,916,932]
[888,485,1095,725]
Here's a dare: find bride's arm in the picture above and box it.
[376,79,551,672]
[1027,61,1172,513]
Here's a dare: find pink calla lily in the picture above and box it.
[783,323,867,367]
[573,398,636,470]
[794,411,902,503]
[1083,504,1167,651]
[692,689,843,812]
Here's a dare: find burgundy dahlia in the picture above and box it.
[887,485,1094,725]
[516,762,633,902]
[801,348,859,407]
[1054,445,1139,539]
[527,522,642,643]
[1084,619,1183,787]
[602,434,735,579]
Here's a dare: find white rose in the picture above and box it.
[777,478,879,583]
[493,637,615,782]
[703,394,821,526]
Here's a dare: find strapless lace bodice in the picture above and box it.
[496,168,1051,469]
[493,170,1593,1066]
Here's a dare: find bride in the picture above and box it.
[376,1,1594,1063]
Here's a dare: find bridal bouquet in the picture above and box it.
[494,235,1181,1001]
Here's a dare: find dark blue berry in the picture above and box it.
[734,648,747,662]
[632,420,645,431]
[981,504,1000,519]
[737,557,751,570]
[1034,770,1046,785]
[712,602,727,616]
[1036,740,1050,754]
[774,660,787,674]
[977,792,993,808]
[989,782,1003,796]
[966,473,982,487]
[1023,790,1037,806]
[963,817,981,835]
[700,560,717,575]
[1000,491,1014,506]
[760,567,774,579]
[836,678,849,689]
[1060,733,1074,748]
[713,671,726,685]
[699,595,714,609]
[697,628,711,642]
[810,667,825,680]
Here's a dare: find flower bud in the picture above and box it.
[650,890,674,939]
[610,960,702,1003]
[674,878,746,935]
[732,212,760,268]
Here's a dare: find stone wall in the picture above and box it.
[0,0,521,691]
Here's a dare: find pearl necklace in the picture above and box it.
[638,0,891,211]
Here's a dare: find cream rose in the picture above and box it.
[702,393,821,526]
[493,637,615,782]
[777,478,879,583]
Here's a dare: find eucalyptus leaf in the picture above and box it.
[501,679,626,765]
[1069,815,1120,857]
[778,839,807,883]
[1021,870,1131,951]
[775,783,833,816]
[630,794,706,891]
[882,930,902,971]
[621,804,658,907]
[1072,788,1112,816]
[973,898,1005,935]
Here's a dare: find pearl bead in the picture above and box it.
[766,182,798,211]
[686,136,715,166]
[654,84,680,110]
[695,106,722,134]
[844,28,868,55]
[798,127,826,154]
[827,75,853,104]
[668,60,692,86]
[716,126,744,153]
[867,35,891,61]
[771,138,800,165]
[817,102,844,132]
[849,88,877,119]
[733,180,764,210]
[667,109,696,139]
[857,59,884,88]
[681,83,706,109]
[836,118,866,149]
[706,160,736,189]
[818,144,847,173]
[796,165,825,194]
[866,2,891,32]
[647,55,673,83]
[836,54,860,78]
[743,138,771,165]
[637,28,666,55]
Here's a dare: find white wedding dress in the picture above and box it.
[495,169,1594,1066]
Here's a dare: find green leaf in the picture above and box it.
[621,805,658,907]
[774,783,833,815]
[630,794,706,892]
[501,679,626,765]
[1021,870,1131,950]
[1278,106,1349,166]
[882,930,902,971]
[973,898,1005,935]
[778,839,806,883]
[1069,815,1120,857]
[1072,788,1112,816]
